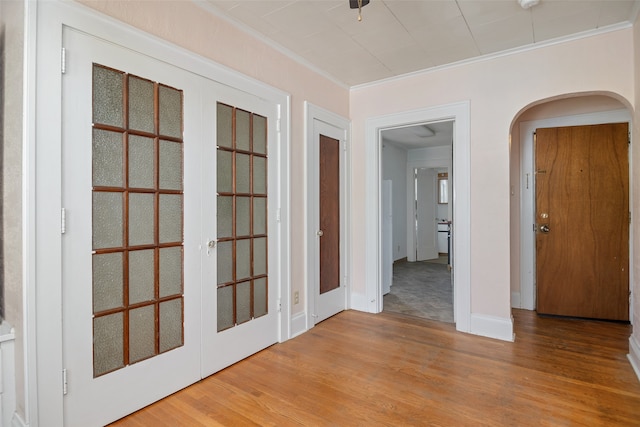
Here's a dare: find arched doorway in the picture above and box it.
[510,93,633,319]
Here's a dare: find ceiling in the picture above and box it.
[382,121,454,149]
[205,0,640,88]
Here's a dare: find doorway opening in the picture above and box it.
[380,122,454,323]
[511,93,633,323]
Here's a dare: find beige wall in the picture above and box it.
[351,29,634,319]
[0,0,25,419]
[78,0,350,317]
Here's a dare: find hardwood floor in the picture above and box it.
[110,310,640,426]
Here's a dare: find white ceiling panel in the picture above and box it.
[203,0,640,86]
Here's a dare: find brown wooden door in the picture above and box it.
[319,134,340,295]
[535,123,629,321]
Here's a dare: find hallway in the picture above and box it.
[383,258,453,323]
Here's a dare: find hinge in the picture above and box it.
[276,118,281,132]
[630,211,632,225]
[61,208,66,234]
[276,208,281,222]
[343,140,347,152]
[62,369,68,395]
[277,299,281,313]
[61,48,66,74]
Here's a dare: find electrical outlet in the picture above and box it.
[294,291,299,304]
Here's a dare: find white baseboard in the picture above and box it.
[470,313,515,342]
[289,312,308,339]
[349,291,372,312]
[628,335,640,383]
[511,291,521,308]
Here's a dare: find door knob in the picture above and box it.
[206,239,216,255]
[317,230,324,237]
[539,224,550,233]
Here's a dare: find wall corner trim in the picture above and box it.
[628,335,640,382]
[470,313,515,342]
[290,312,308,339]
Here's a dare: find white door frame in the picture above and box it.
[30,2,291,424]
[363,102,471,334]
[304,102,351,332]
[518,108,632,318]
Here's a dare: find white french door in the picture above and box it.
[61,28,279,426]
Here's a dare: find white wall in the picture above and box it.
[381,143,407,261]
[350,27,634,322]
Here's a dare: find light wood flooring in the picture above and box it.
[110,310,640,426]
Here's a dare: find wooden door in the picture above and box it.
[535,123,629,321]
[319,135,340,295]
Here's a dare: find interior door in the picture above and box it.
[535,123,629,321]
[62,28,203,427]
[416,168,438,261]
[61,28,280,426]
[200,89,280,377]
[313,121,346,323]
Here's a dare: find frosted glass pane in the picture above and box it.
[93,252,123,313]
[160,246,182,298]
[253,197,266,235]
[254,278,267,318]
[128,249,155,304]
[93,65,123,128]
[160,298,183,352]
[236,153,250,194]
[159,85,182,139]
[236,197,250,236]
[129,305,156,363]
[254,237,267,276]
[93,313,124,377]
[253,156,266,195]
[128,135,155,189]
[216,104,233,148]
[253,115,267,155]
[236,281,251,324]
[236,110,250,151]
[217,241,233,285]
[128,193,155,246]
[236,239,251,281]
[159,140,183,191]
[128,76,155,133]
[217,150,232,193]
[93,192,123,249]
[217,286,234,332]
[159,194,183,243]
[93,129,123,187]
[217,196,233,238]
